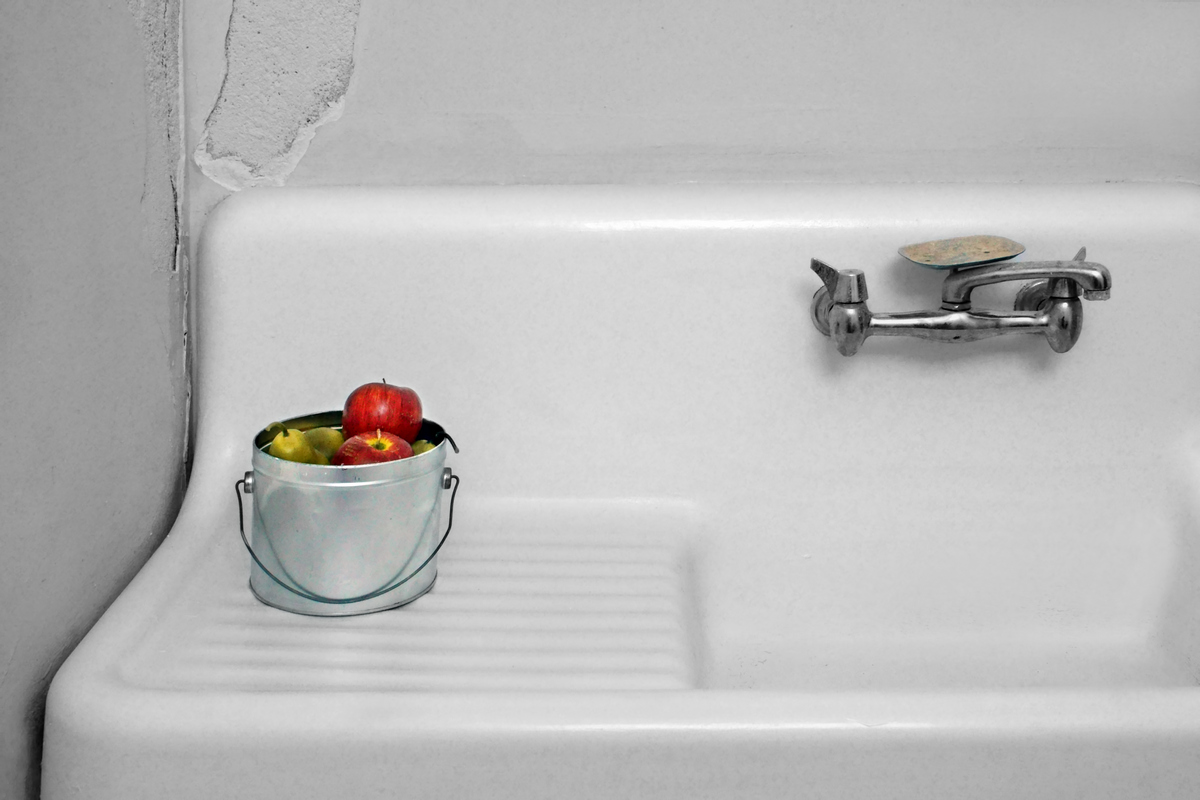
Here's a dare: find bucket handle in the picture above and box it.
[233,469,460,605]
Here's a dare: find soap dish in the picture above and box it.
[898,234,1025,270]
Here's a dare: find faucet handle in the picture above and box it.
[811,259,868,303]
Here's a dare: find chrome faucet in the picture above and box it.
[810,244,1112,356]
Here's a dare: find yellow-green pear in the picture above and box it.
[303,427,345,460]
[268,428,323,464]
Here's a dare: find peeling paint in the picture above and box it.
[195,0,361,190]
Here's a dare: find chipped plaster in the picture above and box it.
[194,0,361,190]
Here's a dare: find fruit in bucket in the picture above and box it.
[332,429,414,465]
[411,439,435,455]
[342,381,422,442]
[267,425,329,465]
[303,427,344,461]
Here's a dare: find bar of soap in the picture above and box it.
[898,235,1025,270]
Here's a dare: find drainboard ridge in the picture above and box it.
[121,520,701,693]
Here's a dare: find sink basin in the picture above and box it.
[42,184,1200,798]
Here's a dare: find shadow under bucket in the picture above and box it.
[236,412,459,616]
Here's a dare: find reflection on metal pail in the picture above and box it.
[236,412,459,617]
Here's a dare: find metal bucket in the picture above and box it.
[236,412,459,616]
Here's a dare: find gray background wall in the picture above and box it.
[1,2,185,798]
[4,1,1200,798]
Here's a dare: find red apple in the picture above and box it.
[331,429,414,465]
[342,381,422,442]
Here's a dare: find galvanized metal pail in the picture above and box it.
[236,412,459,616]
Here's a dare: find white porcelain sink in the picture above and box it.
[42,184,1200,798]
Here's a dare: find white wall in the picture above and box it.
[0,3,186,798]
[184,1,1200,237]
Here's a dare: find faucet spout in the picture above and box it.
[940,260,1112,309]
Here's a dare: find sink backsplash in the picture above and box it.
[197,183,1200,686]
